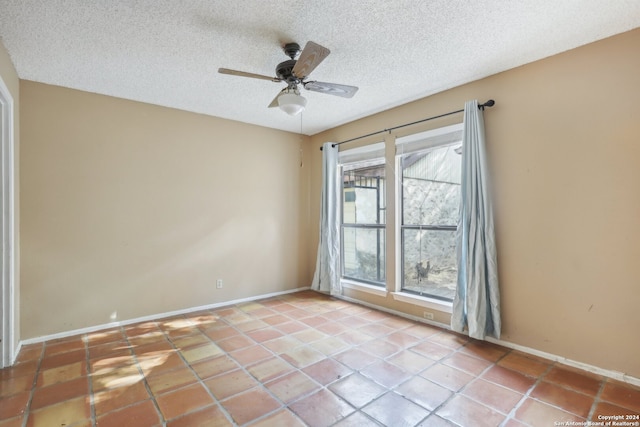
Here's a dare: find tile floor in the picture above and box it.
[0,291,639,427]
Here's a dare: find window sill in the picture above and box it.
[391,292,453,314]
[341,280,388,297]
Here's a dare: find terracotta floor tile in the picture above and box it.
[247,408,306,427]
[247,357,295,382]
[124,321,161,338]
[385,331,421,349]
[165,404,232,427]
[262,314,291,326]
[333,411,384,426]
[420,363,474,391]
[289,389,354,427]
[170,334,210,350]
[315,321,349,336]
[416,414,458,427]
[246,327,284,343]
[592,401,639,419]
[94,380,150,416]
[481,364,537,393]
[0,391,30,419]
[530,381,594,418]
[302,358,352,386]
[263,336,304,354]
[387,350,435,374]
[14,344,43,364]
[403,323,441,339]
[137,351,185,376]
[275,321,308,335]
[0,416,25,427]
[85,329,125,346]
[39,349,87,370]
[359,339,400,358]
[362,391,430,427]
[26,396,90,427]
[498,352,551,378]
[43,339,85,357]
[265,371,321,403]
[329,373,386,408]
[515,398,585,425]
[36,361,86,387]
[180,343,223,364]
[0,361,38,382]
[91,362,143,392]
[156,383,215,421]
[357,323,395,338]
[30,377,89,410]
[95,399,161,427]
[442,351,493,376]
[235,319,269,332]
[361,360,411,388]
[131,339,174,356]
[337,330,374,346]
[190,355,239,380]
[395,376,453,411]
[0,374,33,398]
[309,336,350,356]
[543,365,603,396]
[145,366,199,395]
[292,329,327,344]
[281,345,326,368]
[204,369,259,400]
[436,394,505,427]
[600,380,640,412]
[220,387,282,425]
[229,344,273,366]
[460,339,509,362]
[203,325,239,341]
[429,332,469,350]
[411,341,455,361]
[333,348,379,370]
[462,379,523,414]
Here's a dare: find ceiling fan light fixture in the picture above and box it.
[278,89,307,116]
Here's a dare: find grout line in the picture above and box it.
[20,343,45,427]
[84,334,97,427]
[587,378,607,422]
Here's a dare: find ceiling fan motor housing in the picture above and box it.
[276,59,299,84]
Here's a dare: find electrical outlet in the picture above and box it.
[216,279,223,289]
[423,311,434,320]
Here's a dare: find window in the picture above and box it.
[397,124,463,301]
[340,144,386,286]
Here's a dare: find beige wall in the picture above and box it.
[0,38,20,353]
[20,82,310,338]
[310,29,640,378]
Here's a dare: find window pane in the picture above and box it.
[400,142,461,301]
[342,226,386,284]
[342,165,385,225]
[402,144,460,226]
[402,228,457,300]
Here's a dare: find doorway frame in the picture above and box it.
[0,74,16,368]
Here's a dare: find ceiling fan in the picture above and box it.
[218,41,359,116]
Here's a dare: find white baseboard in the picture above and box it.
[335,294,640,388]
[19,286,310,347]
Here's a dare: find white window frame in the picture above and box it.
[338,142,387,288]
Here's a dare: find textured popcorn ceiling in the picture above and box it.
[1,1,639,135]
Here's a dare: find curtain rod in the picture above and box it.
[320,99,495,150]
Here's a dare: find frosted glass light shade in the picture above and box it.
[278,92,307,116]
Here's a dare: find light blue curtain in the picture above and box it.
[311,143,341,295]
[452,100,501,340]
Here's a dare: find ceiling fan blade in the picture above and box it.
[292,41,330,79]
[218,68,281,83]
[303,81,359,98]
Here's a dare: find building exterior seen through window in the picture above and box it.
[400,143,461,301]
[341,160,386,286]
